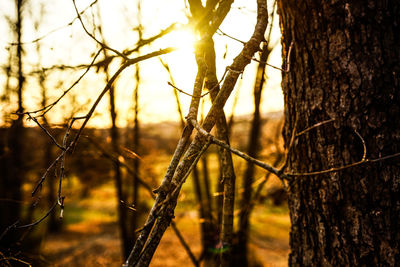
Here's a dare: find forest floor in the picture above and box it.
[40,181,290,266]
[42,215,289,267]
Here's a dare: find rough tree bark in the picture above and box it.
[278,1,400,265]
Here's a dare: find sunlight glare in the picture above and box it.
[164,26,197,53]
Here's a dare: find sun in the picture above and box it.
[163,25,197,53]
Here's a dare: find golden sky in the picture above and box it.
[0,0,283,127]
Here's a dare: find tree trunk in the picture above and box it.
[237,41,272,266]
[40,70,60,233]
[131,62,140,249]
[34,25,61,232]
[96,10,131,258]
[109,84,130,259]
[192,163,219,265]
[130,1,143,251]
[0,0,25,248]
[278,1,400,265]
[204,38,237,267]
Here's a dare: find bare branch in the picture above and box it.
[26,114,64,150]
[22,48,103,117]
[278,117,297,175]
[159,59,185,128]
[167,68,228,99]
[0,256,31,267]
[216,28,246,45]
[286,41,294,73]
[186,54,207,120]
[125,47,207,266]
[70,47,176,149]
[249,56,286,72]
[170,222,200,267]
[17,202,58,229]
[85,136,155,197]
[0,221,19,242]
[295,118,335,137]
[354,129,367,161]
[9,0,99,45]
[165,140,211,203]
[167,82,201,98]
[72,0,128,60]
[285,127,399,177]
[0,201,58,243]
[206,0,234,38]
[191,119,281,177]
[123,24,178,56]
[85,135,199,265]
[31,151,65,196]
[88,23,179,70]
[125,1,269,264]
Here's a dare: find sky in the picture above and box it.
[0,0,283,128]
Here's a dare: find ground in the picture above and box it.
[40,152,290,267]
[42,209,289,266]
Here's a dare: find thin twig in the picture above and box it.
[0,221,19,241]
[9,0,98,45]
[190,119,281,177]
[250,40,294,73]
[354,129,367,161]
[32,151,65,196]
[72,0,128,60]
[123,23,178,56]
[171,222,200,267]
[250,56,286,72]
[53,116,86,211]
[278,117,298,175]
[159,59,185,128]
[296,118,335,137]
[22,48,103,117]
[17,202,58,229]
[286,127,372,177]
[70,47,176,149]
[84,135,198,264]
[286,41,294,73]
[26,23,178,76]
[287,159,367,177]
[168,82,200,98]
[0,201,58,243]
[0,257,31,267]
[216,29,246,44]
[125,1,269,264]
[26,114,64,150]
[85,136,155,196]
[120,200,136,211]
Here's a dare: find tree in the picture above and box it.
[1,0,291,265]
[236,3,278,264]
[277,1,400,265]
[124,1,269,265]
[34,16,61,232]
[0,0,26,248]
